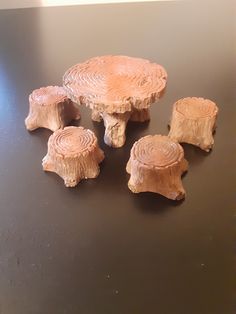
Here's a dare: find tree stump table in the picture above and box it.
[126,135,188,200]
[168,97,219,152]
[63,55,167,148]
[42,126,104,187]
[25,86,80,132]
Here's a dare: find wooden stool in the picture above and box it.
[25,86,80,132]
[42,126,104,187]
[63,55,167,148]
[126,135,188,200]
[168,97,218,152]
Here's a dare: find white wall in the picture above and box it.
[0,0,175,10]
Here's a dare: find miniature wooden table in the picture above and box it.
[63,55,167,147]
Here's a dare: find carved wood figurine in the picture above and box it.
[25,86,80,132]
[63,55,167,148]
[42,126,104,187]
[126,135,188,200]
[168,97,219,152]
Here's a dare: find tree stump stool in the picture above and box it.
[168,97,218,152]
[42,126,104,187]
[63,55,167,148]
[25,86,80,132]
[126,135,188,200]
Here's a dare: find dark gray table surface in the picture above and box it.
[0,2,235,314]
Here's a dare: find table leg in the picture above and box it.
[102,112,131,148]
[130,108,150,122]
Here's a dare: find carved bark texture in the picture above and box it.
[42,126,104,187]
[63,55,167,147]
[130,108,150,122]
[126,135,188,200]
[102,112,131,147]
[168,97,218,152]
[91,109,102,122]
[25,86,80,132]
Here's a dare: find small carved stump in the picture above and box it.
[42,126,104,187]
[63,55,167,148]
[168,97,219,152]
[126,135,188,200]
[25,86,80,132]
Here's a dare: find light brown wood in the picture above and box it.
[25,86,80,132]
[129,108,150,122]
[91,109,102,122]
[168,97,218,152]
[102,112,131,147]
[126,135,188,200]
[63,55,167,147]
[42,126,104,187]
